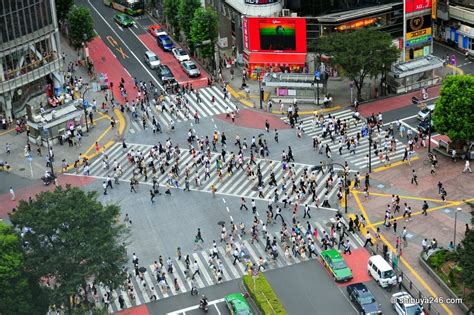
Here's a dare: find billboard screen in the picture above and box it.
[242,17,307,53]
[406,0,432,13]
[259,22,296,50]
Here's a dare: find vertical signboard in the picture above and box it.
[405,0,432,13]
[242,16,249,51]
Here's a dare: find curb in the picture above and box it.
[226,84,343,115]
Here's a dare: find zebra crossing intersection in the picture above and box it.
[79,142,341,209]
[282,109,410,170]
[100,216,364,313]
[128,86,237,133]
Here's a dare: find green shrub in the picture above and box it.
[427,250,448,269]
[243,274,287,315]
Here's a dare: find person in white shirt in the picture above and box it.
[463,160,472,173]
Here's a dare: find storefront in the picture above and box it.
[242,17,308,78]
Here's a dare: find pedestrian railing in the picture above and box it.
[370,243,443,315]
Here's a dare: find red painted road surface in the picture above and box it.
[216,109,291,130]
[337,248,371,287]
[0,175,95,219]
[138,34,208,89]
[115,304,150,315]
[359,85,441,117]
[88,37,137,103]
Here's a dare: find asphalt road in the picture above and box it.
[147,260,397,315]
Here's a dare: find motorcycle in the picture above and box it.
[41,172,55,186]
[199,299,209,313]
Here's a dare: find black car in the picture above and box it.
[347,283,382,314]
[155,64,177,85]
[418,119,434,134]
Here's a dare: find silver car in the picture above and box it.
[144,51,160,69]
[181,60,200,78]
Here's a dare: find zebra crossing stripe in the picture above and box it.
[98,218,362,311]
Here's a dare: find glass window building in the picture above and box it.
[0,0,63,119]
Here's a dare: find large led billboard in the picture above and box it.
[242,17,307,53]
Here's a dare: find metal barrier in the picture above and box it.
[369,243,443,315]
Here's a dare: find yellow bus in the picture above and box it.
[103,0,144,15]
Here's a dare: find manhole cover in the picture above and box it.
[19,168,25,171]
[217,221,225,226]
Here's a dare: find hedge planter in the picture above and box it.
[243,274,287,315]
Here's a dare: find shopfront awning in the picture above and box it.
[246,53,307,66]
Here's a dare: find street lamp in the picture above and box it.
[313,70,320,106]
[428,110,432,154]
[40,125,55,177]
[82,84,92,132]
[368,127,373,173]
[313,161,349,213]
[254,67,263,109]
[454,208,462,248]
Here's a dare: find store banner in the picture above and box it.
[432,0,437,19]
[406,0,432,13]
[407,28,432,39]
[242,17,249,51]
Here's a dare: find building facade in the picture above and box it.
[0,0,63,119]
[434,0,474,54]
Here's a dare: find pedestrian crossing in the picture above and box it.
[282,109,409,170]
[79,142,341,209]
[99,216,364,313]
[127,86,237,133]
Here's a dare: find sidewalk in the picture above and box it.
[0,35,125,180]
[221,53,462,116]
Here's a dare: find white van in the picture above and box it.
[368,255,397,288]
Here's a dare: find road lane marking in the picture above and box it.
[87,0,164,91]
[167,298,225,314]
[353,192,453,315]
[372,156,419,173]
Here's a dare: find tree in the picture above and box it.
[10,186,129,311]
[190,7,218,59]
[0,222,48,314]
[178,0,201,42]
[163,0,180,39]
[67,5,95,49]
[318,29,399,100]
[55,0,74,22]
[457,203,474,300]
[432,75,474,145]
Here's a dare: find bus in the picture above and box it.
[103,0,144,15]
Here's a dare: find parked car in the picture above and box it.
[148,24,162,37]
[392,291,425,315]
[224,293,253,315]
[114,13,134,27]
[172,48,190,62]
[417,104,435,121]
[346,283,382,314]
[321,249,353,282]
[156,64,177,85]
[156,32,174,51]
[144,51,160,69]
[181,60,201,78]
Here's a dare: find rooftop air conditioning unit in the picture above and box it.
[290,12,298,17]
[282,9,290,16]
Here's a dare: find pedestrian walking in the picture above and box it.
[422,200,429,216]
[411,169,418,185]
[240,197,248,210]
[463,160,472,173]
[9,186,15,200]
[150,189,156,203]
[344,239,352,255]
[102,181,108,195]
[402,227,408,247]
[363,231,373,247]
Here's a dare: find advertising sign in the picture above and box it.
[407,14,431,33]
[407,28,432,40]
[242,17,307,53]
[406,35,432,47]
[242,17,249,51]
[244,0,279,3]
[406,0,432,13]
